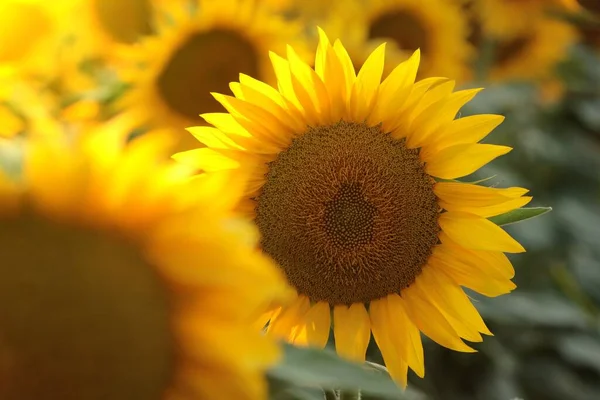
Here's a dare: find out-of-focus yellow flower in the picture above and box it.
[576,0,600,49]
[62,0,155,59]
[485,17,578,83]
[319,0,472,80]
[0,0,69,77]
[176,29,531,387]
[473,0,581,39]
[0,114,290,399]
[116,0,309,152]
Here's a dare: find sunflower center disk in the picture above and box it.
[157,29,260,121]
[368,10,429,54]
[255,121,441,305]
[0,213,174,400]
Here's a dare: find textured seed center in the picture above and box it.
[255,121,440,305]
[157,29,259,122]
[368,9,429,54]
[0,212,174,400]
[324,183,377,249]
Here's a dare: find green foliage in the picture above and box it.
[267,344,410,399]
[490,207,552,226]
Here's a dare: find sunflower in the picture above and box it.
[473,0,581,39]
[175,29,532,386]
[0,0,70,77]
[62,0,154,59]
[0,115,290,399]
[318,0,472,81]
[118,0,308,152]
[577,0,600,49]
[484,17,578,83]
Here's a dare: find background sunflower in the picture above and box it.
[117,0,310,152]
[0,118,290,400]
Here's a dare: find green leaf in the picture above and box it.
[268,344,404,398]
[489,207,552,226]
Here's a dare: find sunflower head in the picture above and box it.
[117,0,310,152]
[0,0,70,77]
[318,0,473,81]
[63,0,154,59]
[176,28,533,387]
[0,116,290,399]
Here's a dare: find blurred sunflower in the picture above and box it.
[0,0,69,77]
[176,29,532,386]
[319,0,472,80]
[485,17,578,83]
[64,0,154,59]
[473,0,581,39]
[577,0,600,49]
[0,115,290,399]
[118,0,308,152]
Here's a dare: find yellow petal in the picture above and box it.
[425,143,512,179]
[333,303,371,362]
[387,294,425,377]
[293,301,331,348]
[212,93,293,148]
[369,297,409,388]
[401,287,476,353]
[436,237,515,279]
[410,274,482,343]
[420,267,492,336]
[429,254,516,297]
[172,148,239,172]
[407,89,483,149]
[439,211,525,253]
[453,196,533,218]
[422,114,505,159]
[287,45,331,125]
[187,126,244,149]
[332,39,356,109]
[201,113,250,137]
[255,307,281,331]
[238,80,305,133]
[369,50,420,125]
[350,43,385,121]
[435,182,529,208]
[269,51,302,110]
[268,295,311,340]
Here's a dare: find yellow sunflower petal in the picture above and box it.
[452,196,533,218]
[267,295,311,340]
[429,254,516,297]
[424,144,512,179]
[387,294,425,378]
[350,43,386,121]
[333,303,371,362]
[172,148,240,172]
[419,267,492,336]
[402,287,476,353]
[369,297,409,388]
[436,236,516,280]
[439,211,525,253]
[435,182,529,207]
[293,301,331,348]
[422,114,505,159]
[410,273,483,343]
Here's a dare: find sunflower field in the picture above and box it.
[1,0,599,399]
